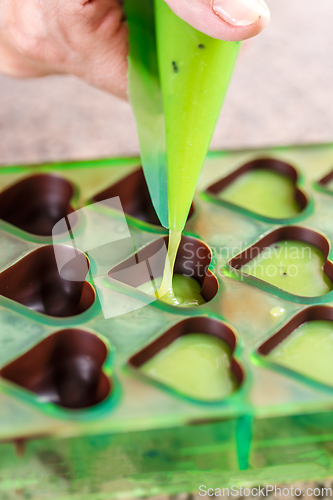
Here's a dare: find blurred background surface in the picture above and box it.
[1,0,333,166]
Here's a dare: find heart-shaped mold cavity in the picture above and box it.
[0,174,76,236]
[108,235,218,308]
[229,226,333,298]
[258,306,333,389]
[129,317,243,402]
[0,329,111,409]
[205,158,308,220]
[91,167,194,227]
[0,245,95,317]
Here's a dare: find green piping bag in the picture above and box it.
[125,0,240,231]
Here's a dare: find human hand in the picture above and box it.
[0,0,269,99]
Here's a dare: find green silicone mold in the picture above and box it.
[1,145,333,498]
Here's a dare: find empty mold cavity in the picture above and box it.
[258,306,333,388]
[0,245,95,317]
[0,174,76,236]
[0,329,111,409]
[91,167,194,227]
[129,317,243,402]
[206,158,307,219]
[108,235,218,308]
[229,226,333,297]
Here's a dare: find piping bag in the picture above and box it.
[124,0,240,298]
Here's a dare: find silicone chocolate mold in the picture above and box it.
[228,226,333,299]
[2,146,333,495]
[0,174,76,236]
[129,317,243,402]
[0,245,95,317]
[0,329,111,409]
[258,305,333,389]
[108,235,218,306]
[204,158,308,220]
[92,167,194,227]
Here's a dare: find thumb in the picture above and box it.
[163,0,270,41]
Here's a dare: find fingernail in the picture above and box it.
[212,0,269,27]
